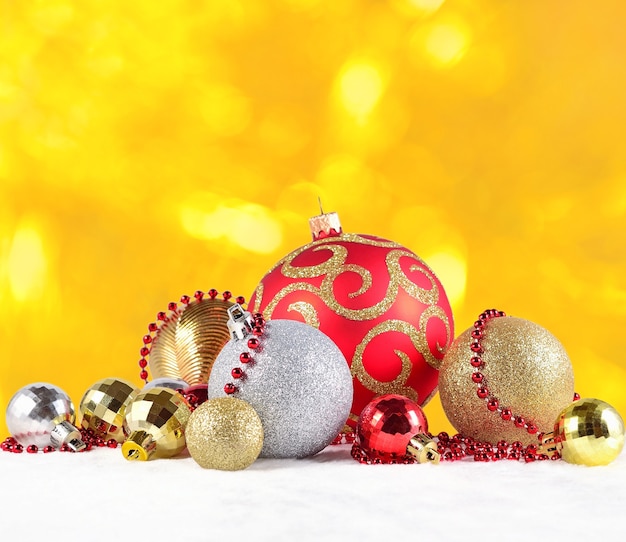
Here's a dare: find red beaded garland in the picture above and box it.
[468,309,543,437]
[222,315,267,398]
[1,427,119,454]
[466,309,581,439]
[350,431,556,464]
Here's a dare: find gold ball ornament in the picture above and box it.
[122,387,192,461]
[439,313,575,445]
[79,377,140,442]
[544,398,625,466]
[185,397,264,471]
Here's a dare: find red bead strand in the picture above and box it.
[350,432,555,464]
[223,315,267,397]
[468,309,544,436]
[1,426,120,454]
[468,309,580,439]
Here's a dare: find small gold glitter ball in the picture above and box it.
[439,316,575,445]
[555,398,625,466]
[186,397,264,471]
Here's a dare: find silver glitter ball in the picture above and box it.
[142,377,189,392]
[5,383,76,448]
[207,319,353,458]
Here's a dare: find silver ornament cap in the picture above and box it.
[6,383,78,448]
[49,420,87,452]
[142,377,190,392]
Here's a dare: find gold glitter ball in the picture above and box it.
[186,397,263,471]
[554,398,625,466]
[439,316,575,445]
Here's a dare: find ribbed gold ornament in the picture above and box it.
[149,298,234,386]
[541,398,625,466]
[186,397,264,471]
[79,378,140,442]
[122,387,191,460]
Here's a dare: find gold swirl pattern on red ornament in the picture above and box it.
[261,282,319,316]
[281,244,349,279]
[419,304,452,360]
[315,248,439,321]
[343,264,373,299]
[252,282,264,312]
[287,301,320,328]
[351,318,441,402]
[251,233,452,406]
[277,233,402,280]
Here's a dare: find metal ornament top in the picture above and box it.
[227,304,254,340]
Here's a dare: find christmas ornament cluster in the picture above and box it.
[3,211,624,469]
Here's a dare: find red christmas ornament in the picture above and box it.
[181,384,209,410]
[249,211,454,429]
[353,394,440,464]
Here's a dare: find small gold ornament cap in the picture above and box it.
[406,433,441,464]
[122,430,157,461]
[308,199,342,241]
[538,431,559,458]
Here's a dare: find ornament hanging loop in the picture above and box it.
[308,206,342,240]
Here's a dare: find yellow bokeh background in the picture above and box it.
[2,0,625,439]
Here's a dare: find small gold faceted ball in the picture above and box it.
[439,316,575,445]
[186,397,264,471]
[556,398,625,466]
[79,377,140,443]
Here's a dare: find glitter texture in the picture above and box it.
[286,301,320,328]
[186,397,263,470]
[207,319,353,458]
[248,231,454,430]
[6,383,75,448]
[439,316,575,445]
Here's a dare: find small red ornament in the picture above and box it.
[353,394,440,464]
[182,384,209,410]
[249,211,454,429]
